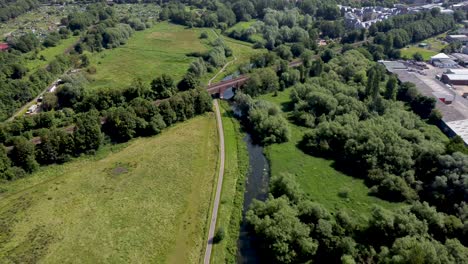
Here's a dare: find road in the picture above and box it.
[204,28,228,264]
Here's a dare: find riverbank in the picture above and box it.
[210,101,249,263]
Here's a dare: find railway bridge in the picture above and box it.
[206,75,249,98]
[206,59,303,98]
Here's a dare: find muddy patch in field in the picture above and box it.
[106,162,137,177]
[147,32,176,39]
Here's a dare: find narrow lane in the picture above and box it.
[203,99,225,264]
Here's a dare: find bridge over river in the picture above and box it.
[206,59,303,98]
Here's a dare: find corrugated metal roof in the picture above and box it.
[445,119,468,145]
[445,74,468,81]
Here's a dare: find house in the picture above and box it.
[0,43,9,51]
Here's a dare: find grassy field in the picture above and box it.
[225,20,263,44]
[0,114,218,263]
[211,101,248,263]
[86,22,215,91]
[400,33,448,60]
[211,32,265,83]
[258,90,402,219]
[400,46,439,61]
[26,36,80,71]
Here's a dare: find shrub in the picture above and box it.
[213,227,225,243]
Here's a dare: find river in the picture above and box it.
[221,75,270,263]
[232,107,270,264]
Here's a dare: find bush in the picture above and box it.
[200,31,209,39]
[213,227,225,243]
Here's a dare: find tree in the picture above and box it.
[300,50,314,68]
[56,83,84,108]
[8,136,38,173]
[0,145,11,180]
[200,31,209,39]
[188,58,207,77]
[42,93,58,111]
[246,100,290,145]
[43,33,61,47]
[103,107,139,142]
[177,72,200,91]
[150,74,177,99]
[453,10,465,23]
[385,75,398,100]
[291,43,305,57]
[213,227,225,243]
[243,68,279,96]
[74,111,103,154]
[124,78,150,100]
[431,7,441,17]
[274,45,293,60]
[36,128,74,165]
[246,196,318,263]
[366,67,381,99]
[413,52,424,62]
[11,33,40,53]
[158,101,177,126]
[445,136,468,155]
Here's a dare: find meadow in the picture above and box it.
[258,90,402,219]
[225,20,263,43]
[26,35,80,71]
[87,22,215,90]
[400,33,448,60]
[0,114,218,263]
[85,22,262,90]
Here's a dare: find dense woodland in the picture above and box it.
[0,0,38,22]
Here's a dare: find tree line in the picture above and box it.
[0,77,212,180]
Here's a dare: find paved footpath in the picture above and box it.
[203,99,225,264]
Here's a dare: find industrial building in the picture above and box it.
[450,53,468,66]
[446,35,468,45]
[430,53,459,68]
[441,68,468,85]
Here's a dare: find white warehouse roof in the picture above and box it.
[431,53,450,60]
[445,119,468,145]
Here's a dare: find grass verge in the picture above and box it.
[210,101,248,263]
